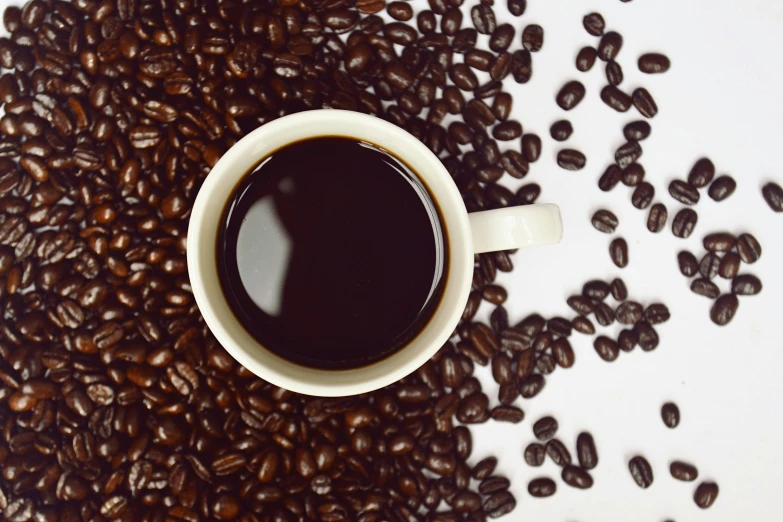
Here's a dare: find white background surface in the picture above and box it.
[2,0,783,520]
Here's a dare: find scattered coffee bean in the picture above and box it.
[550,120,573,141]
[583,13,605,36]
[601,85,632,112]
[545,439,572,467]
[678,251,699,276]
[672,208,698,238]
[644,304,671,324]
[568,295,596,315]
[576,47,598,72]
[669,180,700,205]
[562,465,594,489]
[594,302,616,327]
[670,461,699,482]
[638,53,671,73]
[632,182,656,210]
[647,203,668,232]
[557,149,586,171]
[616,141,642,168]
[556,81,586,111]
[508,0,527,16]
[599,164,623,191]
[591,210,619,233]
[691,278,720,299]
[471,4,496,34]
[528,478,556,498]
[609,237,629,268]
[521,134,542,162]
[699,252,721,279]
[618,329,638,351]
[736,233,762,264]
[633,87,659,118]
[492,405,525,423]
[732,274,762,295]
[533,416,558,441]
[762,182,783,211]
[703,232,735,252]
[524,443,546,467]
[624,121,652,141]
[708,175,737,201]
[718,252,741,279]
[576,432,598,469]
[572,316,596,335]
[622,163,646,186]
[598,32,623,61]
[629,456,654,488]
[594,336,619,362]
[606,60,624,86]
[710,294,739,325]
[522,24,544,52]
[584,280,611,300]
[687,158,715,188]
[694,482,719,509]
[634,321,659,351]
[616,301,643,324]
[661,402,681,428]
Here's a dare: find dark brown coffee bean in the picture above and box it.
[606,60,624,86]
[611,278,628,301]
[661,402,680,428]
[556,81,586,111]
[583,12,605,36]
[417,10,437,33]
[624,121,652,141]
[457,393,490,423]
[717,252,741,279]
[557,149,586,171]
[490,24,515,52]
[533,416,558,441]
[576,432,598,469]
[613,142,640,169]
[491,405,525,423]
[562,465,593,489]
[599,164,623,191]
[703,232,735,252]
[643,304,670,325]
[594,336,619,362]
[521,134,541,162]
[672,208,698,238]
[550,120,573,141]
[567,295,595,316]
[583,280,611,300]
[519,374,545,398]
[470,4,496,34]
[524,443,546,467]
[502,150,529,179]
[387,1,412,20]
[591,209,619,233]
[594,301,615,327]
[647,203,667,232]
[545,439,571,467]
[465,50,493,72]
[576,46,598,72]
[629,456,654,488]
[609,238,629,268]
[708,175,736,202]
[639,53,671,73]
[762,181,783,211]
[528,478,556,497]
[450,63,479,91]
[598,31,623,61]
[508,0,527,16]
[700,252,721,279]
[601,85,632,112]
[633,88,658,118]
[669,180,700,205]
[616,301,643,324]
[511,49,532,83]
[492,93,513,120]
[521,24,544,52]
[678,251,699,276]
[634,321,659,351]
[736,233,762,264]
[694,482,719,509]
[691,278,720,299]
[493,121,522,141]
[732,274,762,295]
[572,316,596,335]
[670,461,698,482]
[685,158,715,188]
[483,490,516,517]
[472,457,498,480]
[710,294,739,326]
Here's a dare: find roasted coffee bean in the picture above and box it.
[629,456,654,488]
[732,274,762,295]
[613,143,642,171]
[502,151,529,179]
[521,134,542,162]
[417,10,437,33]
[605,60,624,86]
[694,482,719,509]
[493,121,522,141]
[670,461,698,482]
[624,121,652,141]
[598,32,623,61]
[528,478,556,498]
[491,405,525,423]
[647,203,667,232]
[550,120,573,141]
[718,252,741,279]
[490,24,515,52]
[678,251,699,276]
[762,181,783,211]
[583,280,611,300]
[524,443,546,467]
[556,81,586,111]
[572,316,596,335]
[450,64,478,91]
[508,0,527,16]
[594,336,619,362]
[387,2,412,20]
[521,24,544,52]
[557,149,586,171]
[700,252,721,279]
[576,46,598,72]
[545,439,571,467]
[576,432,598,469]
[483,491,516,517]
[622,163,645,186]
[737,233,762,264]
[583,13,605,36]
[662,402,681,428]
[601,85,632,112]
[708,175,736,201]
[634,321,659,351]
[710,294,739,326]
[440,8,462,35]
[616,301,643,325]
[594,302,615,327]
[533,416,558,441]
[492,93,513,120]
[472,457,498,480]
[704,232,736,252]
[465,50,493,72]
[644,304,670,324]
[568,295,595,315]
[511,49,532,83]
[611,278,628,301]
[618,329,638,352]
[691,278,720,299]
[609,238,629,268]
[470,4,496,34]
[519,374,545,398]
[669,180,700,205]
[591,209,619,234]
[687,158,715,188]
[562,465,593,489]
[599,164,623,191]
[672,208,698,238]
[633,88,658,118]
[639,52,671,73]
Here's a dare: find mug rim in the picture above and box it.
[187,109,473,396]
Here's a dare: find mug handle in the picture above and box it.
[468,204,563,254]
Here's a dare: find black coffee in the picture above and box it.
[217,136,448,370]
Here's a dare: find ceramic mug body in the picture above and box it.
[187,110,561,396]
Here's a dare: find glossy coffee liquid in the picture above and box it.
[217,137,448,370]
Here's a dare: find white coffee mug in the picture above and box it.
[188,110,562,396]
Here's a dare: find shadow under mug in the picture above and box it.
[187,110,562,396]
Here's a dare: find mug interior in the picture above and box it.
[187,110,472,396]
